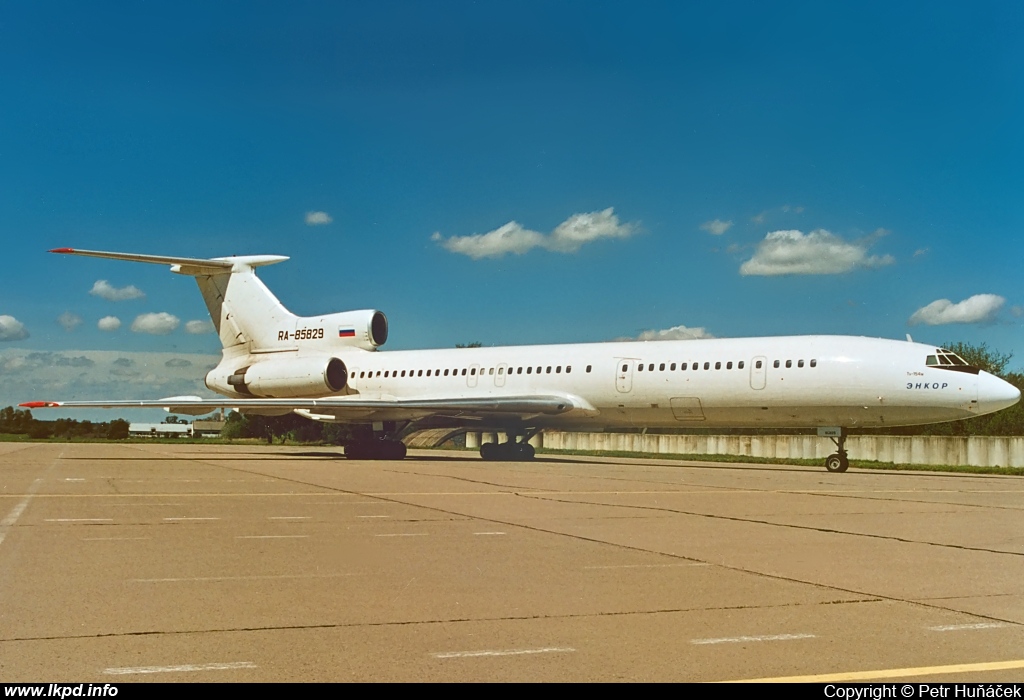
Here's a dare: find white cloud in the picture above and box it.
[90,280,145,301]
[1011,305,1024,318]
[739,229,895,276]
[433,208,638,259]
[305,211,333,226]
[0,316,29,341]
[700,219,733,235]
[633,325,716,341]
[909,294,1005,326]
[184,320,215,335]
[57,312,82,332]
[432,224,545,259]
[98,316,122,331]
[913,248,929,258]
[131,312,180,335]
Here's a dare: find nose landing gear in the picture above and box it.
[823,429,849,473]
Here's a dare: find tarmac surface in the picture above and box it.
[1,441,1024,682]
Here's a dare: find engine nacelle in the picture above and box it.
[327,309,388,350]
[208,356,348,398]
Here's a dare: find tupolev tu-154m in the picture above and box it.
[22,248,1020,471]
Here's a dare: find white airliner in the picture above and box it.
[22,248,1020,472]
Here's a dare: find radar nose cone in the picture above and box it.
[977,371,1021,414]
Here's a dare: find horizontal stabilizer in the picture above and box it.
[49,248,288,275]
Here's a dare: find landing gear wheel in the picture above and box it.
[825,454,849,473]
[346,439,407,460]
[480,441,536,461]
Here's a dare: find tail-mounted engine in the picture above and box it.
[208,356,348,398]
[328,309,388,351]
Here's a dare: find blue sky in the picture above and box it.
[1,1,1022,412]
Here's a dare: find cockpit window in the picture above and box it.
[927,349,978,373]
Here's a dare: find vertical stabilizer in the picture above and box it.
[49,248,296,352]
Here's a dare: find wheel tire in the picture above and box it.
[825,454,845,473]
[837,456,849,473]
[345,442,365,460]
[480,442,497,461]
[518,443,536,460]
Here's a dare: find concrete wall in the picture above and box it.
[464,432,1024,468]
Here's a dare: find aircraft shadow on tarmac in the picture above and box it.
[54,450,1009,479]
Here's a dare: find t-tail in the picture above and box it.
[48,248,388,354]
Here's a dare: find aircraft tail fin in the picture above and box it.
[50,248,296,351]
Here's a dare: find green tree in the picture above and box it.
[107,419,130,440]
[456,342,483,348]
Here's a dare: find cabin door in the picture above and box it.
[495,363,508,387]
[750,356,767,390]
[468,364,480,388]
[615,360,635,393]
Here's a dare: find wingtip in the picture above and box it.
[49,248,75,254]
[19,401,57,408]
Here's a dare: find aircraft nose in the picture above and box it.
[977,371,1021,414]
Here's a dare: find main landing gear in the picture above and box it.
[479,430,537,461]
[345,439,407,460]
[345,421,407,460]
[824,429,849,473]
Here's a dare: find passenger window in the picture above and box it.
[376,371,381,377]
[517,367,523,374]
[785,360,792,368]
[773,360,780,368]
[738,361,745,370]
[586,365,592,373]
[638,364,644,372]
[471,368,476,375]
[755,361,762,369]
[556,366,561,373]
[715,362,721,370]
[648,363,654,371]
[659,363,665,371]
[670,363,676,371]
[359,371,365,378]
[621,364,627,373]
[546,366,552,374]
[704,362,710,370]
[681,363,687,370]
[401,370,406,377]
[693,363,698,371]
[727,362,733,370]
[489,368,495,375]
[810,359,817,367]
[461,368,467,376]
[527,367,533,374]
[444,369,449,376]
[566,366,572,373]
[418,370,423,376]
[798,360,804,368]
[499,367,504,374]
[536,366,542,373]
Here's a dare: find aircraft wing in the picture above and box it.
[20,394,595,421]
